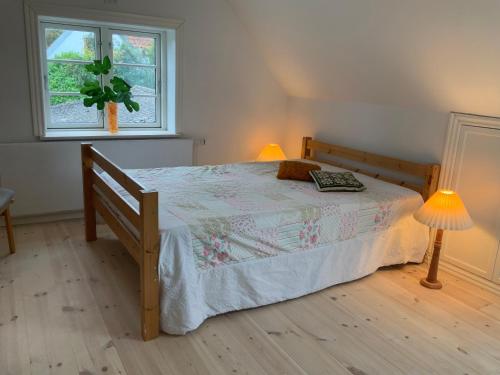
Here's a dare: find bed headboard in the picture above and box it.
[301,137,440,200]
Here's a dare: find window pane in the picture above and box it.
[45,28,96,61]
[114,65,156,93]
[118,96,157,125]
[48,62,95,93]
[49,95,99,126]
[112,34,156,65]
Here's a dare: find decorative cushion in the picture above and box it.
[277,161,321,182]
[309,170,366,192]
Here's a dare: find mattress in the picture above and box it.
[104,160,429,334]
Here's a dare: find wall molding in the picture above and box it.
[439,112,500,285]
[440,112,500,188]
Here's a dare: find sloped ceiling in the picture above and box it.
[228,0,500,115]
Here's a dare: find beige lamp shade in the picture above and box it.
[256,144,287,162]
[414,190,473,230]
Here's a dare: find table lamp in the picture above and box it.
[256,144,287,162]
[414,190,473,289]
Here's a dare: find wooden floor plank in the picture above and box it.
[1,219,500,375]
[320,276,485,374]
[65,220,173,375]
[0,224,31,375]
[404,264,499,309]
[376,269,500,373]
[46,222,128,375]
[246,306,355,375]
[277,296,425,375]
[480,303,500,322]
[221,311,310,375]
[379,267,500,341]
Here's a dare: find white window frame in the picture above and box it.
[24,0,184,139]
[105,28,163,129]
[40,22,103,130]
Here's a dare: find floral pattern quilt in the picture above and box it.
[113,161,423,271]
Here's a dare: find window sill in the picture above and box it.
[40,130,181,141]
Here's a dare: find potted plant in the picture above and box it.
[80,56,140,134]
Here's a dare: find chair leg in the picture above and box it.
[4,207,15,254]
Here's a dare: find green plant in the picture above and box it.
[80,56,140,112]
[48,52,94,105]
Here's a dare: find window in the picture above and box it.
[25,4,182,139]
[43,24,101,129]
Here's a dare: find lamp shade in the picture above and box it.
[414,190,473,230]
[256,144,287,162]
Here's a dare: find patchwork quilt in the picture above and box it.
[119,162,419,270]
[103,161,427,334]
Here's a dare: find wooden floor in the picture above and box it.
[1,220,499,375]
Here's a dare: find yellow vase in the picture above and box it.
[107,102,118,134]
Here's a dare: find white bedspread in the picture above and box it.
[105,161,428,334]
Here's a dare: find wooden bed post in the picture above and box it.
[139,190,160,341]
[301,136,312,159]
[81,143,97,241]
[422,164,441,201]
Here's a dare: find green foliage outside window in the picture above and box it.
[49,52,94,105]
[49,34,155,105]
[48,32,95,105]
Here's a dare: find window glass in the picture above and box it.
[45,28,96,61]
[48,62,95,93]
[113,65,156,92]
[45,26,100,127]
[112,32,158,126]
[112,34,156,65]
[39,21,170,133]
[48,95,99,126]
[118,97,157,125]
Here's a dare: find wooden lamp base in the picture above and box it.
[420,278,442,289]
[421,228,444,290]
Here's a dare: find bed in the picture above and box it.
[80,137,440,340]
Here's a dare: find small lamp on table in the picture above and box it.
[414,190,473,289]
[256,144,287,162]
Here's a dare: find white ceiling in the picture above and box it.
[229,0,500,114]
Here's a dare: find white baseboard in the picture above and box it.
[440,260,500,296]
[3,210,84,226]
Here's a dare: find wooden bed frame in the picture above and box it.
[81,138,440,341]
[301,137,440,200]
[81,143,160,341]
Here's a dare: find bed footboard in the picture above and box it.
[81,143,160,341]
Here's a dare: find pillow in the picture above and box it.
[277,161,321,182]
[309,170,366,192]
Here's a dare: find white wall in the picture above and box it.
[6,0,500,216]
[285,97,449,164]
[0,0,289,216]
[0,0,288,164]
[0,139,193,216]
[230,0,500,164]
